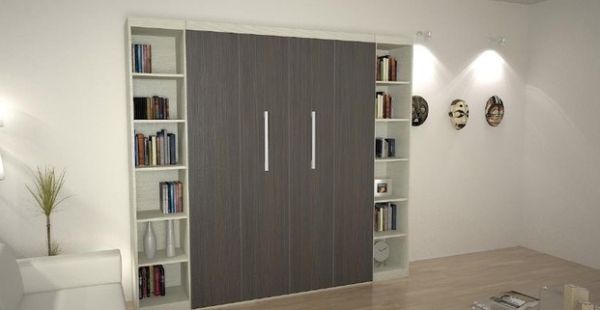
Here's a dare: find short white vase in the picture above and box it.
[166,220,176,257]
[143,222,157,259]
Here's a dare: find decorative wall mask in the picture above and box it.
[448,99,469,130]
[411,96,429,126]
[485,95,505,127]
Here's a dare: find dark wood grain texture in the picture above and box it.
[239,34,291,300]
[288,38,335,293]
[186,30,243,308]
[332,41,375,286]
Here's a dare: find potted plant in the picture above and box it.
[26,167,70,256]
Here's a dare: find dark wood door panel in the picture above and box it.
[187,30,243,308]
[333,40,375,286]
[239,34,290,300]
[289,37,335,293]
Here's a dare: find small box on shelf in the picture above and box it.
[374,178,392,197]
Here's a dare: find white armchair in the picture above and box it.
[0,243,126,310]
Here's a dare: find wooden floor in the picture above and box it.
[207,247,600,310]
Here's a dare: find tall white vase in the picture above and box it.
[166,220,176,257]
[143,222,156,259]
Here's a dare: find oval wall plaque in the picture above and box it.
[448,99,469,130]
[412,95,429,126]
[485,95,505,127]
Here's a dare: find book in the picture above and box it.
[385,138,396,158]
[159,265,165,296]
[375,92,392,119]
[376,55,398,81]
[134,130,178,167]
[138,267,144,300]
[391,204,397,230]
[160,181,184,214]
[153,266,160,296]
[139,265,166,299]
[132,44,152,73]
[134,96,170,120]
[490,291,539,310]
[374,203,398,232]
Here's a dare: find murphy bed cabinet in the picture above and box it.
[127,18,412,310]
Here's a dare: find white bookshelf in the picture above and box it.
[376,81,410,86]
[373,39,412,281]
[375,118,410,123]
[127,18,191,310]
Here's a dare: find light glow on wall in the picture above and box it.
[472,50,505,84]
[0,97,6,127]
[413,44,437,85]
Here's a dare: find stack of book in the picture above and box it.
[135,130,177,167]
[376,92,393,119]
[138,265,165,299]
[132,44,152,73]
[160,181,184,214]
[377,55,398,81]
[375,138,396,158]
[489,291,539,310]
[374,203,397,232]
[134,96,170,120]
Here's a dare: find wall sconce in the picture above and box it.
[488,36,507,47]
[415,30,432,42]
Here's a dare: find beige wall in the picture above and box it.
[0,0,529,301]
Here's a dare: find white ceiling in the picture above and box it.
[490,0,547,4]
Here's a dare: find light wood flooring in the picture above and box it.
[206,247,600,310]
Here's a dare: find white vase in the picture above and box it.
[166,220,176,257]
[143,222,156,259]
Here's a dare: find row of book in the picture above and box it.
[160,181,184,214]
[132,44,152,73]
[376,55,398,81]
[139,265,165,299]
[374,203,398,232]
[135,130,178,167]
[375,92,393,119]
[375,138,396,158]
[134,96,170,120]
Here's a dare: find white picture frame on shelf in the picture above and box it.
[374,178,392,197]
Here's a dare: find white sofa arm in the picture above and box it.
[17,249,122,294]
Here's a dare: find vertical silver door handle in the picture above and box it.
[311,111,316,170]
[264,111,269,172]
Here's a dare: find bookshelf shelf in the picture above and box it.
[137,210,188,222]
[373,266,408,281]
[373,40,412,281]
[374,232,407,241]
[135,165,187,172]
[375,118,410,123]
[139,285,189,309]
[128,20,190,309]
[134,119,186,124]
[133,73,185,79]
[374,196,408,203]
[138,248,188,267]
[376,80,410,86]
[375,158,408,163]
